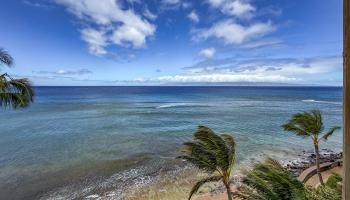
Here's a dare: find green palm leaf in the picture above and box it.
[322,126,341,140]
[238,159,307,200]
[0,73,34,108]
[188,175,222,200]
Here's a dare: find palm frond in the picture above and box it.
[0,48,14,66]
[188,175,222,200]
[238,159,306,200]
[281,110,325,138]
[178,141,217,173]
[194,126,230,171]
[0,74,34,108]
[281,121,310,137]
[221,133,236,169]
[322,126,340,140]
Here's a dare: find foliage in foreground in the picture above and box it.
[178,126,236,200]
[238,159,342,200]
[306,173,342,200]
[0,48,34,109]
[238,158,306,200]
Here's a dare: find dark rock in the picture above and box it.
[282,149,342,176]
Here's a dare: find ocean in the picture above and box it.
[0,86,343,199]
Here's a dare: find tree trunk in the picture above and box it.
[224,182,233,200]
[314,143,324,185]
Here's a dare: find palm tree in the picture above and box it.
[178,126,236,200]
[282,110,340,185]
[0,48,34,109]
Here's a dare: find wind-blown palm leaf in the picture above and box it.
[322,126,341,140]
[178,141,217,173]
[238,159,342,200]
[238,159,307,200]
[193,126,231,171]
[221,134,236,169]
[0,73,34,108]
[0,48,14,66]
[178,126,236,200]
[188,175,222,200]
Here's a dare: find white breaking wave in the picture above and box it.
[156,103,207,109]
[302,99,341,105]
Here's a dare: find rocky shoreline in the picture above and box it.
[282,149,342,176]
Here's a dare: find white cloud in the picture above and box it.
[199,48,216,59]
[221,0,255,18]
[194,19,276,45]
[188,10,199,23]
[207,0,255,18]
[34,69,93,75]
[81,28,108,56]
[55,0,156,55]
[111,23,155,48]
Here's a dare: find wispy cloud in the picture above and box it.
[143,7,157,21]
[23,0,52,9]
[81,28,108,56]
[258,5,283,16]
[33,69,93,75]
[241,38,284,49]
[160,0,181,10]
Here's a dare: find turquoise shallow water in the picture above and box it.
[0,86,342,199]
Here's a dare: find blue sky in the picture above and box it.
[0,0,342,86]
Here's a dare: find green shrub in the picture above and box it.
[325,173,342,189]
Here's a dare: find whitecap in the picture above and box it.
[156,103,207,109]
[301,99,341,105]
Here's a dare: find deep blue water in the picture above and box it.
[0,86,343,199]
